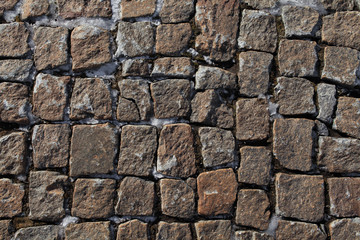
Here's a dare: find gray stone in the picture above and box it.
[0,60,33,82]
[122,59,150,77]
[195,65,237,90]
[156,222,192,240]
[330,218,360,240]
[117,220,148,240]
[155,23,192,55]
[0,132,26,175]
[0,178,24,218]
[315,120,329,136]
[0,23,30,58]
[240,0,277,9]
[65,222,111,240]
[152,57,195,78]
[13,225,61,240]
[0,0,18,16]
[116,97,140,122]
[195,220,232,240]
[276,220,327,240]
[333,97,360,139]
[120,0,156,19]
[316,83,336,124]
[160,0,194,23]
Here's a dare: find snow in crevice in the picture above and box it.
[3,0,24,22]
[85,62,119,78]
[268,0,327,15]
[61,216,80,227]
[264,214,281,237]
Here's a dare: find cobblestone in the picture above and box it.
[0,132,26,175]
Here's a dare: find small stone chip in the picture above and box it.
[152,57,195,78]
[195,220,232,240]
[0,220,12,240]
[58,0,112,19]
[156,222,192,240]
[120,0,156,19]
[195,65,237,90]
[0,23,29,58]
[333,97,360,139]
[65,222,111,240]
[329,218,360,240]
[316,83,336,124]
[21,0,50,19]
[13,225,61,240]
[276,220,327,240]
[0,132,27,175]
[117,220,148,240]
[0,179,24,218]
[0,60,33,82]
[156,23,192,56]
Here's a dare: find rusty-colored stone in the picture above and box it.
[156,222,192,240]
[21,0,49,19]
[160,0,194,23]
[329,218,360,240]
[117,220,148,240]
[195,220,232,240]
[120,0,156,19]
[276,220,327,240]
[235,231,274,240]
[65,222,111,240]
[333,97,360,139]
[0,179,24,218]
[58,0,112,19]
[122,59,150,77]
[152,57,195,78]
[0,220,12,240]
[0,132,26,175]
[0,23,29,57]
[116,97,140,122]
[156,23,192,55]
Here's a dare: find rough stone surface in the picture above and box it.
[151,79,191,119]
[0,220,12,240]
[160,0,194,23]
[65,222,111,240]
[235,98,269,141]
[152,57,195,78]
[13,225,61,240]
[0,23,29,57]
[329,218,360,240]
[72,178,115,219]
[333,97,360,139]
[157,124,196,177]
[156,23,192,55]
[70,78,112,120]
[238,10,277,53]
[321,0,356,10]
[0,0,18,16]
[328,177,360,217]
[0,132,26,175]
[70,124,118,176]
[240,0,277,8]
[32,124,70,169]
[116,97,140,122]
[238,146,272,186]
[29,171,67,221]
[276,220,327,240]
[195,0,239,61]
[195,65,237,90]
[157,222,192,240]
[278,39,318,77]
[316,83,336,124]
[235,231,274,240]
[117,220,148,240]
[275,173,324,222]
[57,0,112,19]
[197,168,237,216]
[195,220,232,240]
[122,59,150,77]
[33,74,70,121]
[0,60,33,82]
[116,177,154,216]
[274,77,316,115]
[198,127,235,168]
[316,120,329,136]
[238,51,273,97]
[236,189,270,230]
[160,179,195,219]
[21,0,50,19]
[0,179,24,218]
[118,125,157,176]
[120,0,156,19]
[273,118,315,171]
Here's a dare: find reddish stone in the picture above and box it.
[156,222,192,240]
[21,0,50,19]
[0,132,26,175]
[333,97,360,139]
[329,218,360,240]
[117,220,148,240]
[58,0,112,19]
[276,220,327,240]
[156,23,192,55]
[0,179,24,218]
[0,23,29,57]
[65,222,111,240]
[120,0,156,19]
[195,220,232,240]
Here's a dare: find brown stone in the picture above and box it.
[273,118,315,171]
[240,0,277,8]
[33,74,70,121]
[70,124,118,176]
[65,222,111,240]
[235,231,274,240]
[197,168,237,216]
[118,125,157,176]
[0,0,18,16]
[274,77,316,115]
[329,218,360,240]
[0,23,29,57]
[195,0,239,61]
[160,179,195,219]
[0,82,29,124]
[0,220,12,240]
[13,225,61,240]
[151,79,191,119]
[238,10,277,53]
[116,97,140,122]
[156,23,192,55]
[32,124,70,169]
[195,220,232,240]
[70,78,112,120]
[160,0,194,23]
[0,132,26,175]
[117,220,148,240]
[120,0,156,19]
[156,222,192,240]
[238,146,272,186]
[275,173,324,222]
[195,65,237,90]
[72,178,115,219]
[157,124,196,177]
[238,51,273,97]
[333,97,360,139]
[21,0,49,19]
[0,179,24,218]
[0,60,33,82]
[58,0,112,19]
[316,83,336,124]
[321,0,356,10]
[235,98,269,141]
[276,220,327,240]
[152,57,195,78]
[71,25,112,71]
[115,177,154,216]
[122,59,150,77]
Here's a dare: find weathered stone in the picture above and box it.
[240,0,277,9]
[72,178,115,219]
[120,0,156,18]
[118,125,157,176]
[238,51,273,97]
[117,220,148,240]
[328,178,360,217]
[0,82,29,124]
[58,0,112,19]
[321,0,355,10]
[238,146,272,186]
[160,0,194,23]
[0,220,11,240]
[157,124,196,177]
[195,65,237,90]
[0,0,18,16]
[198,127,235,168]
[33,26,69,71]
[333,97,360,139]
[116,22,154,57]
[33,74,70,121]
[316,83,336,124]
[156,222,192,240]
[276,220,327,240]
[197,168,237,215]
[32,124,70,169]
[281,6,320,38]
[236,189,270,230]
[151,79,191,119]
[273,118,314,171]
[70,78,112,120]
[195,220,232,240]
[0,23,29,57]
[235,98,269,141]
[116,97,140,122]
[13,225,61,240]
[235,231,274,240]
[329,218,360,240]
[21,0,49,19]
[195,0,239,61]
[315,120,329,136]
[0,132,26,175]
[156,23,192,55]
[29,171,67,221]
[238,10,277,53]
[119,79,152,121]
[322,12,360,50]
[0,179,24,218]
[0,60,33,82]
[186,177,197,191]
[274,77,316,115]
[65,222,111,240]
[160,179,195,219]
[122,59,150,77]
[152,57,195,78]
[70,124,118,176]
[116,177,154,216]
[275,173,324,222]
[278,39,318,77]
